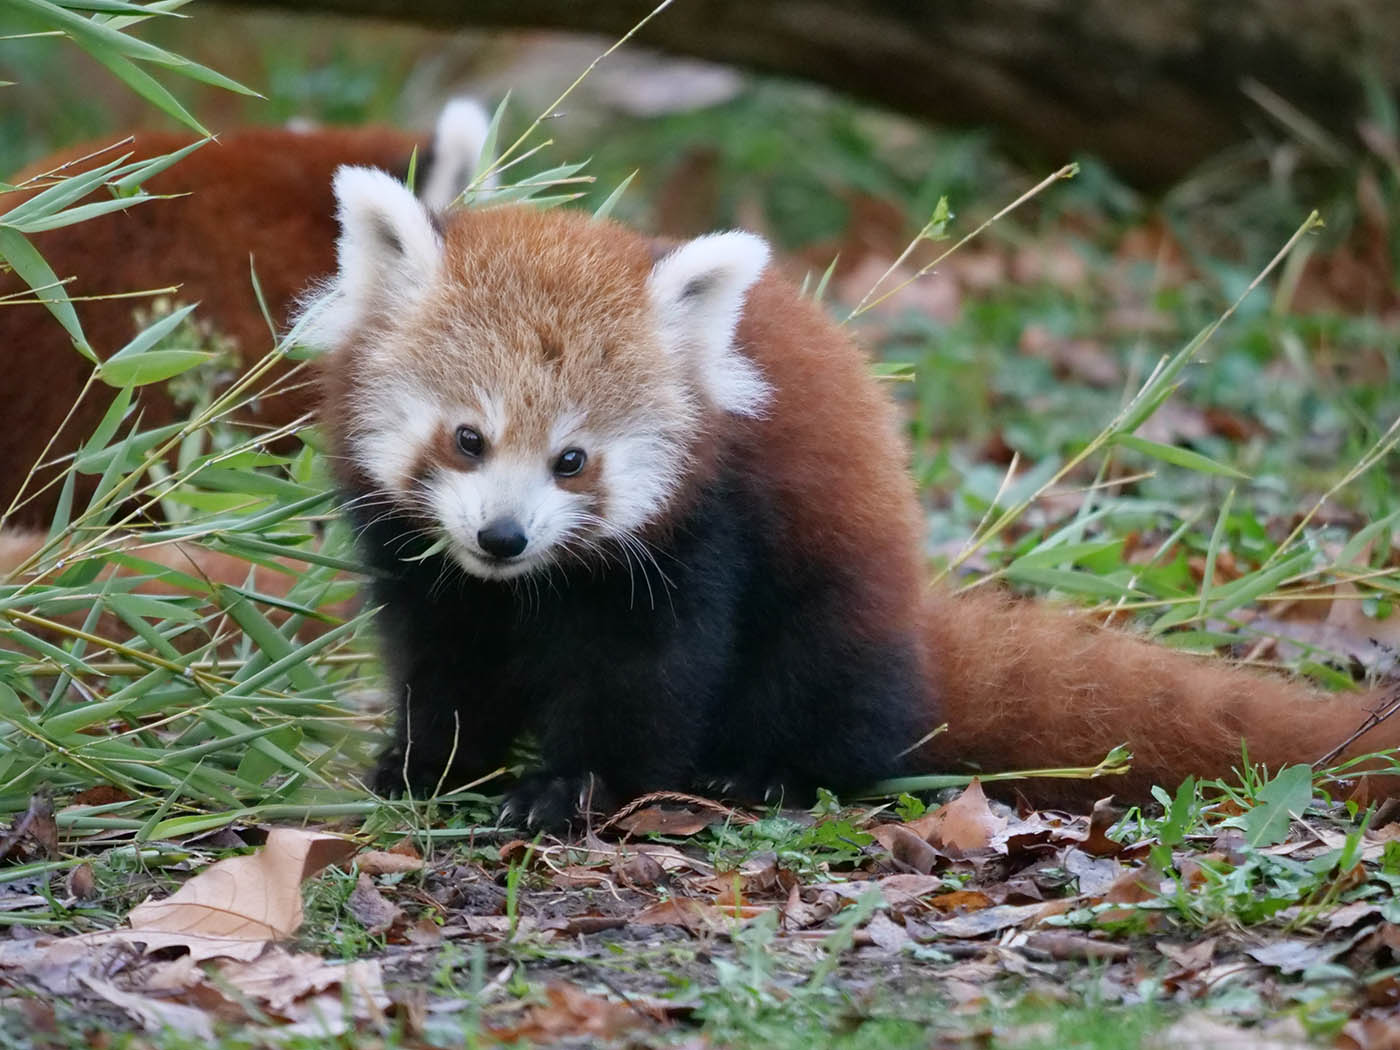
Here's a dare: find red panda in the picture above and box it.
[0,101,492,528]
[304,167,1400,829]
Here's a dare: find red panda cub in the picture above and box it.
[307,168,1400,829]
[0,100,491,528]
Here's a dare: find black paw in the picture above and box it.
[371,747,409,797]
[370,747,453,798]
[501,773,615,833]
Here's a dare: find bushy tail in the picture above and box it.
[920,587,1400,806]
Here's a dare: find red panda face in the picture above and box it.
[300,170,771,581]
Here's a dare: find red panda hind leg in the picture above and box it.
[919,586,1400,808]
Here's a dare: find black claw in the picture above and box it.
[503,773,614,834]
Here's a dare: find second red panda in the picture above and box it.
[0,101,492,527]
[304,168,1400,829]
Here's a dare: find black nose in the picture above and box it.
[478,518,528,559]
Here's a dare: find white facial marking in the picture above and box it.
[470,387,509,445]
[599,430,685,534]
[648,231,772,417]
[350,385,441,493]
[430,454,587,580]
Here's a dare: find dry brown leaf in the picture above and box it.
[633,898,737,934]
[1158,938,1217,973]
[1154,1015,1314,1049]
[79,974,214,1040]
[1021,930,1131,961]
[1077,797,1125,856]
[273,960,390,1038]
[1063,847,1124,897]
[216,946,381,1015]
[916,902,1046,939]
[617,851,667,887]
[1100,866,1163,905]
[871,823,941,872]
[1339,1012,1400,1050]
[1246,937,1354,974]
[346,872,404,935]
[355,849,423,876]
[103,828,354,958]
[782,883,839,930]
[0,793,58,863]
[1326,902,1388,932]
[862,912,909,952]
[68,785,133,807]
[614,806,721,836]
[489,982,652,1043]
[928,890,994,913]
[907,779,1007,853]
[65,862,97,901]
[0,936,122,995]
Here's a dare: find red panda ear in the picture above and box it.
[419,97,496,212]
[293,166,442,349]
[648,231,772,417]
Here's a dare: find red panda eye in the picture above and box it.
[554,448,587,477]
[455,425,484,458]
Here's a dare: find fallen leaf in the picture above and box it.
[1063,847,1124,897]
[906,779,1007,854]
[862,912,910,953]
[0,936,123,995]
[68,786,132,807]
[1077,797,1125,856]
[1339,1012,1400,1050]
[928,890,994,913]
[355,850,423,876]
[65,863,97,901]
[633,898,738,934]
[0,793,58,863]
[1327,902,1388,932]
[346,873,404,935]
[915,902,1046,939]
[489,982,652,1043]
[273,960,390,1038]
[1154,1015,1314,1049]
[80,975,214,1040]
[617,851,666,887]
[872,823,941,872]
[1158,938,1217,972]
[1100,866,1164,905]
[94,828,355,959]
[614,806,720,836]
[216,947,382,1015]
[1021,930,1132,961]
[1246,937,1352,974]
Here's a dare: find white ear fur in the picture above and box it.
[648,232,772,417]
[418,97,496,212]
[294,166,442,349]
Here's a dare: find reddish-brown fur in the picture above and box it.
[921,588,1400,804]
[0,126,423,527]
[730,251,1400,805]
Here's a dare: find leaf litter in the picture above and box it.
[5,771,1400,1045]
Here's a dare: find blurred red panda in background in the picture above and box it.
[0,99,494,527]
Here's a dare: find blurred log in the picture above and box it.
[207,0,1400,187]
